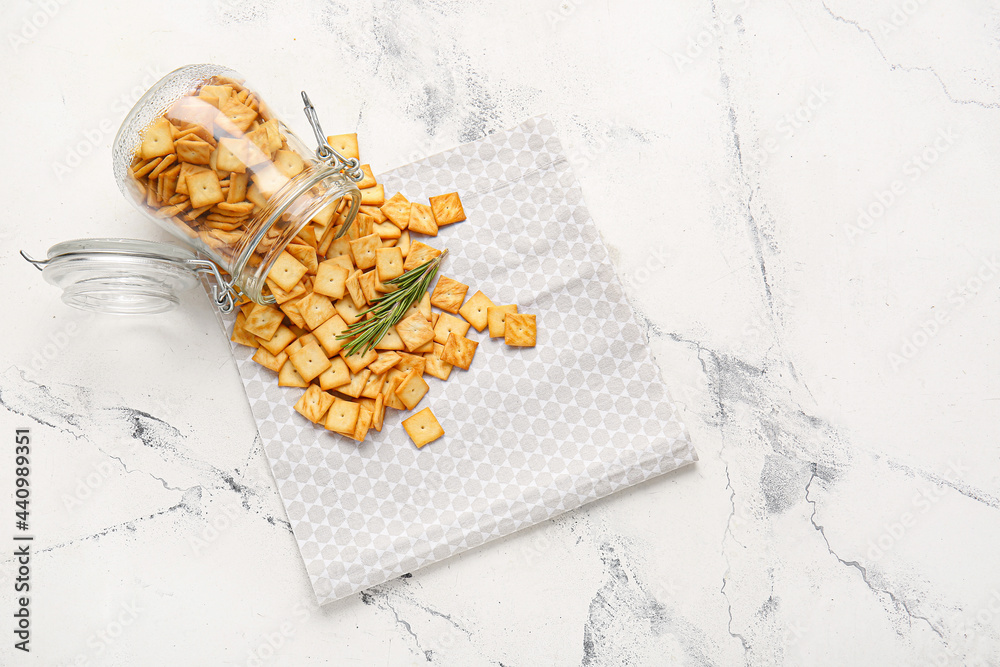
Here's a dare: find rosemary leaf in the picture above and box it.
[336,250,447,356]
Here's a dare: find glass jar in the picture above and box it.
[23,64,361,314]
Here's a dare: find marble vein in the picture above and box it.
[0,366,293,559]
[820,1,1000,110]
[805,469,946,642]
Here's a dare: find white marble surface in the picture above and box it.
[1,0,999,665]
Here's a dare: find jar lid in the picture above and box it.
[21,238,236,315]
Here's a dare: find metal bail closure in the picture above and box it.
[301,91,365,183]
[20,238,241,315]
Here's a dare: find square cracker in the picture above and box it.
[433,312,471,345]
[381,372,406,410]
[429,192,465,226]
[360,184,385,206]
[350,233,381,271]
[325,253,354,274]
[375,325,405,351]
[374,220,401,240]
[325,397,360,435]
[396,313,435,352]
[198,84,232,107]
[356,164,377,189]
[251,164,289,198]
[140,117,175,160]
[430,276,468,314]
[219,96,258,132]
[227,171,249,203]
[284,338,304,358]
[318,356,351,391]
[340,347,378,374]
[440,333,478,370]
[299,292,338,330]
[265,278,306,305]
[294,385,335,424]
[374,269,400,295]
[360,204,387,224]
[351,406,373,442]
[230,313,258,349]
[279,298,308,330]
[245,124,272,161]
[337,369,370,399]
[288,341,332,383]
[258,324,297,355]
[360,371,387,399]
[314,262,349,299]
[274,149,305,178]
[380,193,411,230]
[403,291,431,320]
[252,346,287,373]
[286,244,318,275]
[294,224,317,249]
[267,251,308,292]
[368,270,399,300]
[407,202,438,236]
[369,351,401,375]
[278,360,309,388]
[487,304,518,338]
[335,298,364,325]
[412,339,434,354]
[312,314,349,356]
[244,304,284,340]
[394,369,429,410]
[376,247,404,282]
[215,138,248,173]
[175,138,212,165]
[359,270,379,305]
[344,269,366,310]
[402,408,444,448]
[296,332,319,350]
[504,313,537,347]
[351,213,375,239]
[402,242,441,272]
[311,200,338,228]
[459,290,494,332]
[186,168,225,209]
[394,352,426,377]
[424,343,452,381]
[325,133,359,160]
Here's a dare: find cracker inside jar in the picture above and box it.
[128,76,354,271]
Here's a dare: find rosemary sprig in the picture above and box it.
[337,250,447,356]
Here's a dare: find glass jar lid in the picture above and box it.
[21,238,236,315]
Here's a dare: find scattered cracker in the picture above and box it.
[402,408,444,448]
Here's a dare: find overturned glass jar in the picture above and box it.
[23,64,361,314]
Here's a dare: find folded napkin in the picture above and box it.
[222,116,697,604]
